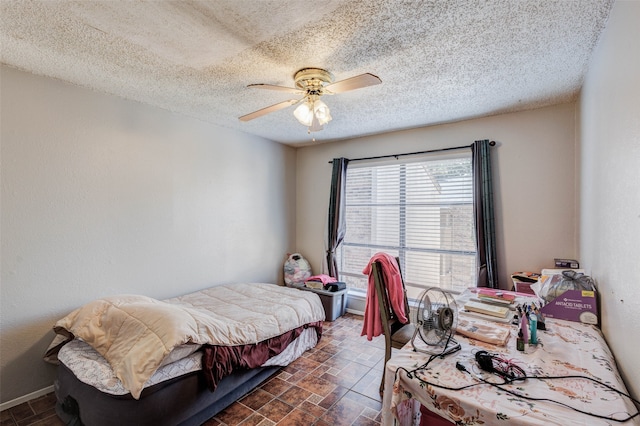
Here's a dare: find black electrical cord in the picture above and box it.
[474,350,527,381]
[457,362,639,422]
[394,359,640,423]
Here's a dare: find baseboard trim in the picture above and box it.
[0,385,55,412]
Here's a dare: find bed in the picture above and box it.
[44,282,325,426]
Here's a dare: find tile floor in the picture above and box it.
[1,313,388,426]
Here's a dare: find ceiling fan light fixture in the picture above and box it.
[242,67,381,137]
[293,100,314,126]
[294,97,332,129]
[313,99,332,125]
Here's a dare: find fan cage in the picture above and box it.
[411,287,461,356]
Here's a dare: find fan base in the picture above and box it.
[411,340,461,358]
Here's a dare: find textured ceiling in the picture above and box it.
[1,0,613,146]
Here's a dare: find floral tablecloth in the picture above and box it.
[382,294,639,425]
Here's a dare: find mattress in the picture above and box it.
[47,282,325,398]
[57,327,319,396]
[55,359,282,426]
[50,283,325,426]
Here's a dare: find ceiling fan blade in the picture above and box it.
[247,84,304,94]
[324,73,381,94]
[239,99,300,122]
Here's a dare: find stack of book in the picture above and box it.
[304,280,324,289]
[462,289,517,323]
[463,300,511,319]
[476,288,515,305]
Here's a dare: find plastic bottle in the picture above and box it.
[517,329,525,351]
[529,313,538,344]
[520,313,528,346]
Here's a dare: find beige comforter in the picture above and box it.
[50,283,325,399]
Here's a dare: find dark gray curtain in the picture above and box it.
[472,140,498,288]
[327,158,349,278]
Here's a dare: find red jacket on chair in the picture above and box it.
[361,253,408,340]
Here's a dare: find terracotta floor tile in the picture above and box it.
[215,402,254,426]
[318,385,349,409]
[313,339,332,350]
[278,385,312,407]
[305,349,334,363]
[349,346,385,367]
[23,413,65,426]
[361,406,380,420]
[343,390,382,411]
[320,355,346,370]
[321,361,371,388]
[257,399,293,423]
[306,393,324,404]
[352,368,384,402]
[352,414,381,426]
[8,404,33,423]
[276,371,292,381]
[27,395,56,416]
[259,377,292,397]
[295,374,337,397]
[1,410,16,426]
[240,389,275,411]
[322,331,347,343]
[320,397,366,426]
[275,408,317,426]
[318,343,342,355]
[334,347,363,362]
[238,412,268,426]
[201,418,222,425]
[298,400,327,418]
[284,369,308,383]
[289,356,321,372]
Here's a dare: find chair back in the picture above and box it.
[371,257,410,335]
[371,256,413,395]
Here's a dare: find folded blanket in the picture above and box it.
[46,283,325,399]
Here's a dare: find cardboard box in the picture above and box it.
[554,258,580,269]
[511,279,536,295]
[540,289,599,325]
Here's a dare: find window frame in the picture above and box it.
[336,151,477,298]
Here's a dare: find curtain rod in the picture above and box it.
[328,140,496,163]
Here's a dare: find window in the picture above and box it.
[337,152,476,299]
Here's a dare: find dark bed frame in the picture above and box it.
[54,361,280,426]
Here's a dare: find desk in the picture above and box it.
[382,292,639,425]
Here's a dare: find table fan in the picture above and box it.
[411,287,461,356]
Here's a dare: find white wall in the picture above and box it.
[296,103,578,288]
[0,65,297,403]
[579,0,640,400]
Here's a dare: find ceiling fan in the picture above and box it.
[239,68,381,133]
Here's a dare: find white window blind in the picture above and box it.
[337,152,476,299]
